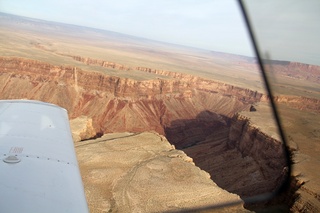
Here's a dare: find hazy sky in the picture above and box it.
[1,0,319,65]
[0,0,255,56]
[245,0,320,65]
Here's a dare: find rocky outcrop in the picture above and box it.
[75,132,249,212]
[69,116,97,142]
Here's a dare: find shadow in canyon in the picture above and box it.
[165,110,230,150]
[164,110,292,211]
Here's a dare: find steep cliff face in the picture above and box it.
[235,60,320,84]
[273,95,320,113]
[228,114,287,195]
[69,56,320,112]
[182,113,287,201]
[0,57,261,137]
[265,61,320,83]
[68,55,132,71]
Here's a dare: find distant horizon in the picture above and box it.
[0,0,256,57]
[0,12,294,65]
[0,0,319,67]
[0,11,257,58]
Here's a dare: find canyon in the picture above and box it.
[1,12,320,212]
[0,57,290,211]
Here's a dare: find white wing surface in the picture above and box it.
[0,100,88,213]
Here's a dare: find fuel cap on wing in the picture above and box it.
[3,155,21,164]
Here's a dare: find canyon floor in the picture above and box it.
[1,12,320,212]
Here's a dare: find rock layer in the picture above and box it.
[0,57,261,136]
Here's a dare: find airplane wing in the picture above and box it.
[0,100,88,213]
